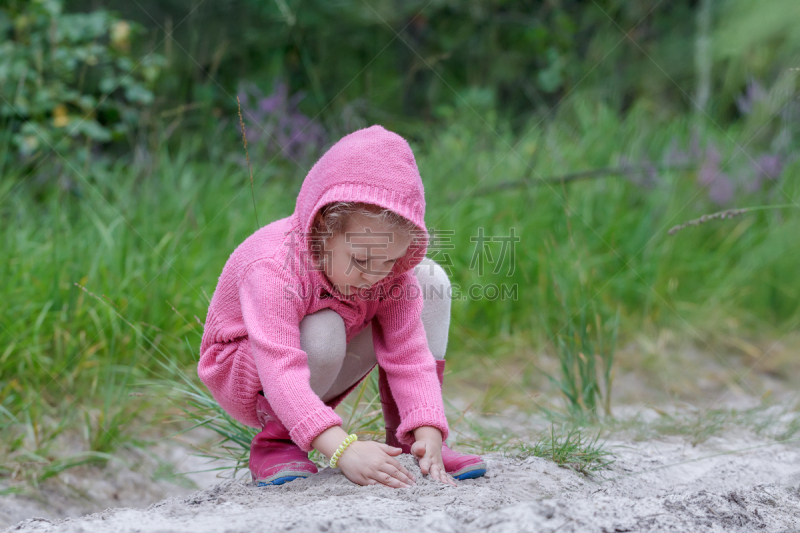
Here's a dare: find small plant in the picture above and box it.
[544,296,620,421]
[504,424,614,476]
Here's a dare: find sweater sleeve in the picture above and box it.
[372,270,450,446]
[238,258,343,452]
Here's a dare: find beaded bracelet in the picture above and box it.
[329,434,358,468]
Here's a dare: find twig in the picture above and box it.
[236,97,260,229]
[448,163,694,201]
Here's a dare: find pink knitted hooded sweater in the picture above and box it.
[198,125,450,453]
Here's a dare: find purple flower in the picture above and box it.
[736,78,767,116]
[236,78,328,167]
[698,144,721,186]
[743,153,784,193]
[708,173,734,205]
[697,143,735,205]
[754,153,783,181]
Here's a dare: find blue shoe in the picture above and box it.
[451,465,487,480]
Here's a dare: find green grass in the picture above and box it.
[543,295,620,421]
[504,425,615,476]
[1,95,799,486]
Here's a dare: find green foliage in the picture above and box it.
[544,299,619,421]
[505,424,615,476]
[0,0,164,165]
[714,0,800,81]
[72,0,778,128]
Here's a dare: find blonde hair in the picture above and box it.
[308,201,418,270]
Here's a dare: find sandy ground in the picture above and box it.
[5,426,800,533]
[0,433,236,530]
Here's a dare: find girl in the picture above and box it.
[198,125,487,487]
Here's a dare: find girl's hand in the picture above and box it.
[411,427,457,487]
[335,441,417,489]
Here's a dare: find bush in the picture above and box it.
[0,0,164,172]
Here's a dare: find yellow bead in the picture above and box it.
[330,434,358,468]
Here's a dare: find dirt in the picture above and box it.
[0,436,233,530]
[4,427,799,533]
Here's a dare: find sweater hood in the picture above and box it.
[293,125,428,286]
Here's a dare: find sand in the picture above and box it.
[5,429,800,533]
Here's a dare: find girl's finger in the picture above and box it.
[376,471,409,489]
[381,464,415,487]
[443,469,456,486]
[380,443,402,455]
[392,461,416,483]
[430,463,441,483]
[389,458,416,482]
[419,457,430,475]
[433,463,450,485]
[387,476,410,489]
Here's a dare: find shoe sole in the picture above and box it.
[255,471,314,486]
[256,467,486,484]
[450,462,487,480]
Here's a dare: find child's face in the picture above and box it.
[321,212,412,297]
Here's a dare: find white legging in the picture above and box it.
[301,256,451,403]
